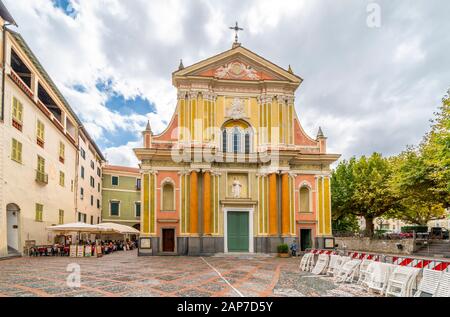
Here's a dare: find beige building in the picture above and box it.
[0,4,103,257]
[76,127,105,226]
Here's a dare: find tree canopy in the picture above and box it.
[332,90,450,236]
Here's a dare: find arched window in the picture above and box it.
[299,186,310,213]
[233,127,240,153]
[221,120,253,154]
[244,132,250,154]
[222,129,227,152]
[162,182,175,211]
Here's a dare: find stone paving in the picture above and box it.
[0,250,376,297]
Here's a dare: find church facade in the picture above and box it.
[134,42,340,255]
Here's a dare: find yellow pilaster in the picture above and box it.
[269,173,278,235]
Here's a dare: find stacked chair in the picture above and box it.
[311,254,330,275]
[299,252,315,272]
[414,269,443,297]
[385,266,421,297]
[335,259,362,283]
[435,272,450,297]
[298,250,450,297]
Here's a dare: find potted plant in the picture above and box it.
[277,244,290,258]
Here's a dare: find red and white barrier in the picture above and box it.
[393,256,450,272]
[306,249,449,272]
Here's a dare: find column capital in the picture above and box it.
[177,90,188,100]
[188,90,200,99]
[141,169,158,175]
[203,92,217,101]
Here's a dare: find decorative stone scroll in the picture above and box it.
[215,61,260,80]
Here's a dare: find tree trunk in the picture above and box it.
[364,217,374,237]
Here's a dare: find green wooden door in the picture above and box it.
[227,212,249,252]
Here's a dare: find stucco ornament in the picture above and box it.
[227,98,246,120]
[215,61,260,80]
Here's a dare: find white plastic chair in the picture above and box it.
[414,269,442,297]
[326,254,340,276]
[434,271,450,297]
[368,262,396,295]
[312,254,330,275]
[357,259,373,285]
[385,266,421,297]
[333,256,351,277]
[360,261,378,287]
[335,259,361,283]
[299,253,315,272]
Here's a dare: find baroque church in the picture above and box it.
[134,36,340,255]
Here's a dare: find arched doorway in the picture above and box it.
[6,203,20,254]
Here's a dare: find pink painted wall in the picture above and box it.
[156,171,180,234]
[294,118,318,146]
[294,175,317,238]
[153,114,179,142]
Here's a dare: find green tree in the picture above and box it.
[420,91,450,206]
[331,153,399,237]
[387,148,446,225]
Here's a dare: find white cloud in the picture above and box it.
[4,0,449,168]
[394,39,426,63]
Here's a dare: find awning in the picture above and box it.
[97,223,140,235]
[47,222,114,234]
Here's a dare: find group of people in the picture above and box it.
[101,240,137,254]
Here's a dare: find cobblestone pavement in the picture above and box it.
[0,251,377,297]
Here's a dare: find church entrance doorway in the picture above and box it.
[227,212,249,252]
[300,229,312,251]
[162,229,175,252]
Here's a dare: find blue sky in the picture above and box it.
[51,0,77,17]
[4,0,450,166]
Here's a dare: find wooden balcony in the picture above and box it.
[9,69,34,99]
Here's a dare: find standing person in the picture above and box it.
[290,240,298,257]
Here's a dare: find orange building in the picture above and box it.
[134,41,340,255]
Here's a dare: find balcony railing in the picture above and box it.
[10,69,34,99]
[35,170,48,184]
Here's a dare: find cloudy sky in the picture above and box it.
[4,0,450,166]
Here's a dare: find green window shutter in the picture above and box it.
[12,97,23,123]
[59,142,65,159]
[35,204,43,222]
[59,171,65,186]
[110,201,119,216]
[11,139,22,163]
[37,120,45,140]
[135,202,141,217]
[37,156,45,173]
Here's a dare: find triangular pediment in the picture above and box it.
[173,45,302,84]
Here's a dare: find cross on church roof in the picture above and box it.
[229,22,243,47]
